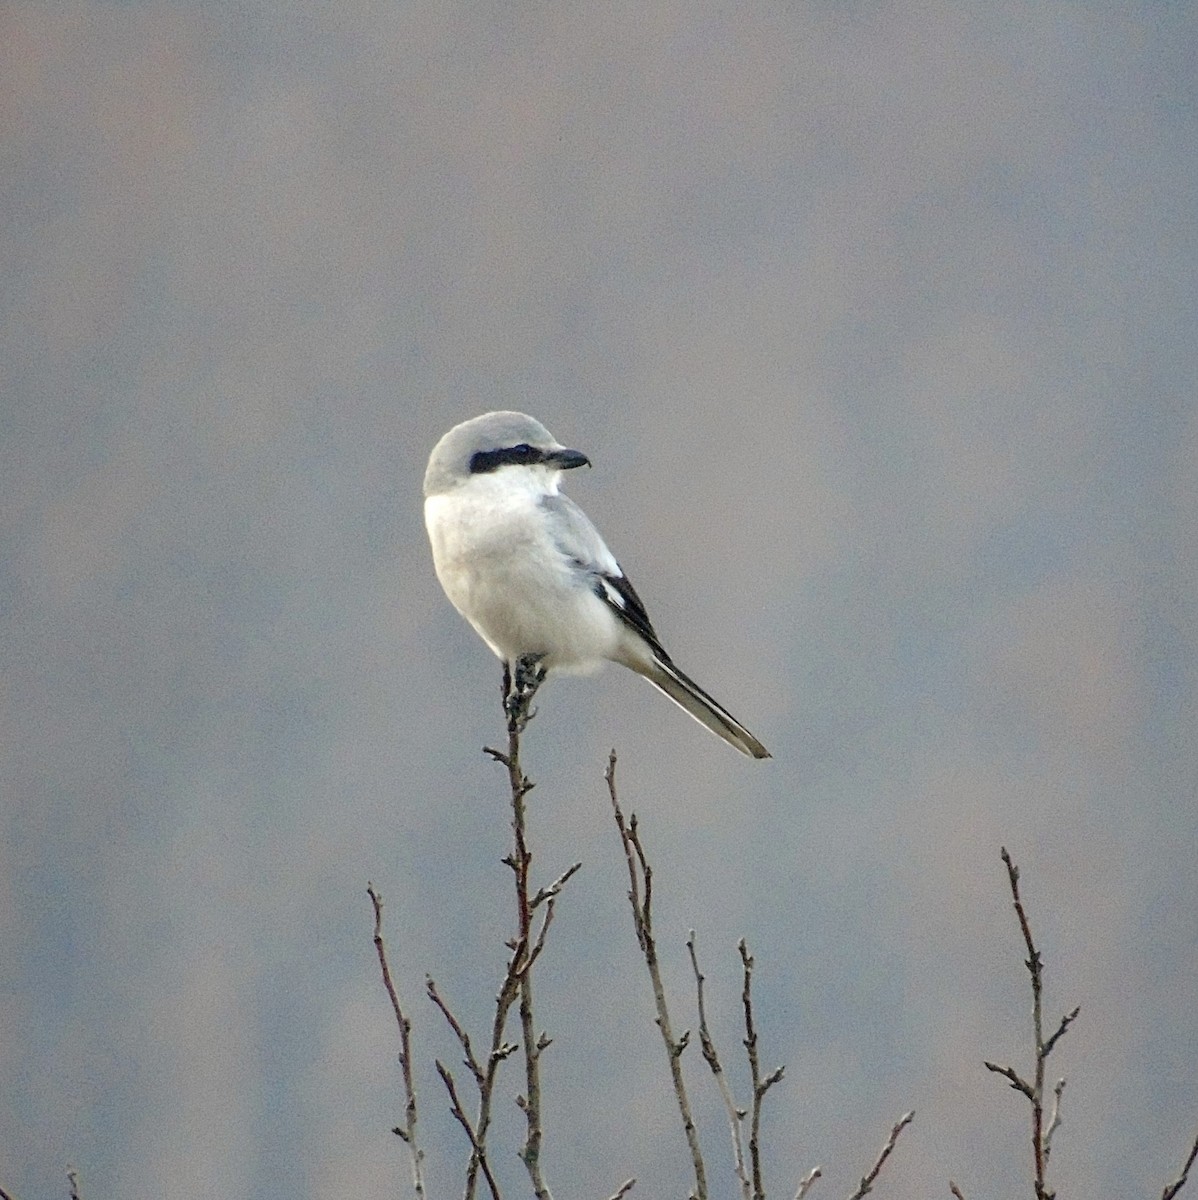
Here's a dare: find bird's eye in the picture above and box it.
[468,443,542,474]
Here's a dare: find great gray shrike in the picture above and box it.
[423,412,770,758]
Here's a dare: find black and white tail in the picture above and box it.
[638,656,771,759]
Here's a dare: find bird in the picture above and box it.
[423,412,770,758]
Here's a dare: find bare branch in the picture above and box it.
[0,1182,19,1200]
[433,943,523,1200]
[1042,1078,1065,1167]
[794,1165,823,1199]
[482,745,512,768]
[740,939,784,1200]
[367,883,426,1196]
[949,1184,966,1200]
[66,1169,80,1200]
[990,847,1080,1200]
[436,1060,502,1200]
[420,662,573,1200]
[608,750,708,1200]
[1163,1127,1198,1200]
[1042,1007,1080,1059]
[426,976,486,1084]
[606,1180,637,1200]
[845,1111,914,1200]
[526,894,565,973]
[688,931,751,1200]
[496,660,554,1200]
[983,1060,1034,1099]
[531,862,583,910]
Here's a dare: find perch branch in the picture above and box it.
[487,659,569,1200]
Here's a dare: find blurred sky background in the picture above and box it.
[3,2,1196,1197]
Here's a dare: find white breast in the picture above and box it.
[424,476,620,672]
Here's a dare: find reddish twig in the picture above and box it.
[484,661,568,1200]
[419,665,578,1200]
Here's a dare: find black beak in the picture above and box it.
[546,448,590,470]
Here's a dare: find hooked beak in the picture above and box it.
[545,448,590,471]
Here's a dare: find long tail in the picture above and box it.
[637,657,771,759]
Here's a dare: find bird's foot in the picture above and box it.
[504,655,547,730]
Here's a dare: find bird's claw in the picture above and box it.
[504,656,546,729]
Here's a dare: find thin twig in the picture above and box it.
[437,1060,502,1200]
[794,1165,823,1199]
[1042,1078,1065,1167]
[367,883,426,1197]
[949,1184,966,1200]
[1163,1127,1198,1200]
[1042,1009,1079,1059]
[527,887,570,970]
[608,750,708,1200]
[428,961,520,1199]
[66,1169,80,1200]
[983,1060,1034,1099]
[429,959,521,1199]
[0,1182,19,1200]
[532,862,584,910]
[740,938,785,1200]
[845,1111,914,1200]
[986,848,1080,1200]
[606,1180,637,1200]
[426,976,486,1084]
[687,931,751,1200]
